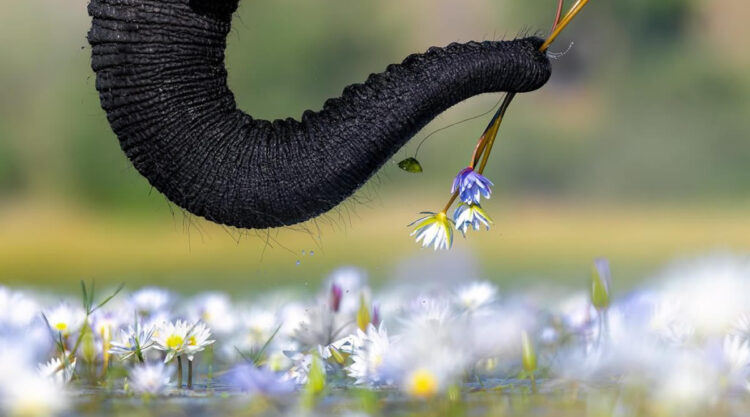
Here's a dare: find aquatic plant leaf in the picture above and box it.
[398,157,423,173]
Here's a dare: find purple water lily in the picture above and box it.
[451,167,493,204]
[225,364,296,396]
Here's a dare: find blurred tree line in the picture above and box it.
[1,0,748,212]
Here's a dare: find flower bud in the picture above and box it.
[591,258,611,311]
[356,294,371,331]
[521,330,537,374]
[330,284,343,313]
[371,305,381,328]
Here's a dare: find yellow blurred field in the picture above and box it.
[3,195,749,294]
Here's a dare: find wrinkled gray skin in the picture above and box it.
[88,0,552,229]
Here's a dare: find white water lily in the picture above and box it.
[1,371,69,417]
[452,203,493,235]
[409,212,454,251]
[346,324,393,385]
[129,362,173,394]
[38,358,76,385]
[0,287,40,328]
[109,323,155,360]
[153,320,214,362]
[456,281,498,311]
[723,335,750,378]
[44,303,85,338]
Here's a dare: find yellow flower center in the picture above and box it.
[166,334,184,349]
[54,322,68,332]
[406,368,438,399]
[188,335,197,346]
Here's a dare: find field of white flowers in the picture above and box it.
[3,254,750,417]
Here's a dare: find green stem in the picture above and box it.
[176,356,183,388]
[206,345,214,386]
[187,359,193,390]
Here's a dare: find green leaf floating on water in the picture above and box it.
[398,157,423,173]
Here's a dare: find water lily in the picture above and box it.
[44,303,85,338]
[38,357,76,385]
[409,212,454,251]
[225,364,295,396]
[346,324,393,385]
[0,287,40,328]
[404,368,439,399]
[722,335,750,377]
[456,281,498,311]
[451,167,493,205]
[452,203,493,235]
[109,323,155,361]
[129,362,173,395]
[153,320,214,363]
[1,371,69,417]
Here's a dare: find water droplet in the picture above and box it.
[309,251,315,256]
[296,260,301,266]
[302,250,306,256]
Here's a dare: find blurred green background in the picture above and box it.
[1,0,749,294]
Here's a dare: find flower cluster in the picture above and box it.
[3,256,750,415]
[410,167,495,250]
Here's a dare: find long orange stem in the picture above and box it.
[541,0,589,52]
[551,0,565,33]
[439,0,591,215]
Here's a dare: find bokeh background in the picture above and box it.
[1,0,748,295]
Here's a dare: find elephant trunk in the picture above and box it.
[88,0,551,229]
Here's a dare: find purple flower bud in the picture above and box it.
[372,304,381,327]
[330,283,343,313]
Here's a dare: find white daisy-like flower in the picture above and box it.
[241,308,278,350]
[109,323,155,360]
[403,367,440,399]
[153,320,214,362]
[730,314,750,342]
[723,335,750,377]
[409,212,454,251]
[1,371,69,417]
[129,362,173,394]
[38,358,76,385]
[659,255,750,338]
[346,324,393,385]
[400,296,453,330]
[392,345,465,399]
[0,287,40,328]
[648,298,694,346]
[452,203,493,235]
[456,281,498,311]
[654,352,719,412]
[44,303,85,338]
